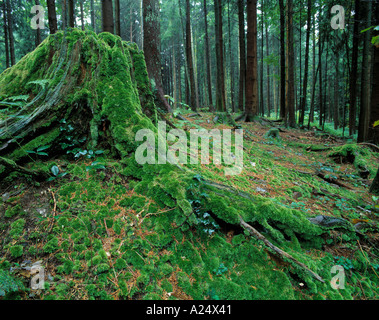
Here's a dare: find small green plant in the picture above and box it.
[26,145,51,156]
[213,263,228,276]
[47,165,67,181]
[334,256,354,271]
[10,245,23,258]
[85,161,106,172]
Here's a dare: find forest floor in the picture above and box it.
[1,112,379,300]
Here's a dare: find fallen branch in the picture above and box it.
[357,142,379,153]
[239,217,325,283]
[0,156,49,180]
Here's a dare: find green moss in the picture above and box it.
[10,245,23,258]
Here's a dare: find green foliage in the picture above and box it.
[0,270,24,297]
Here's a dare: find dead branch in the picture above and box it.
[239,217,325,283]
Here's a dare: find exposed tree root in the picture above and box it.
[239,217,325,283]
[0,156,48,180]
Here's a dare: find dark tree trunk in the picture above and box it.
[203,0,213,108]
[80,0,85,31]
[285,0,296,127]
[143,0,172,112]
[90,0,96,32]
[349,0,361,136]
[47,0,58,34]
[279,0,286,120]
[299,0,311,125]
[244,0,258,121]
[68,0,75,28]
[102,0,114,33]
[6,0,15,66]
[2,0,10,68]
[227,0,235,113]
[214,0,226,112]
[358,0,373,143]
[238,0,246,112]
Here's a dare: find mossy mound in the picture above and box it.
[1,31,379,300]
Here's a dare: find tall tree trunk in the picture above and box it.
[244,0,258,121]
[90,0,96,32]
[115,0,121,36]
[228,0,235,113]
[214,0,226,112]
[68,0,75,28]
[5,0,15,66]
[299,0,311,126]
[203,0,213,108]
[349,0,361,136]
[260,10,264,116]
[370,168,379,195]
[80,0,85,31]
[285,0,296,127]
[358,0,372,143]
[265,16,271,118]
[238,0,246,112]
[143,0,172,112]
[368,4,379,145]
[185,0,197,111]
[334,52,340,130]
[102,0,114,33]
[2,0,10,68]
[279,0,286,120]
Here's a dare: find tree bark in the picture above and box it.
[227,0,235,113]
[2,0,10,68]
[90,0,96,32]
[285,0,296,127]
[80,0,85,31]
[244,0,258,121]
[203,0,213,109]
[35,0,42,47]
[238,0,246,112]
[102,0,114,33]
[349,0,361,136]
[68,0,75,28]
[143,0,172,112]
[6,0,15,66]
[299,0,311,126]
[47,0,58,34]
[358,0,372,143]
[214,0,226,112]
[279,0,286,120]
[185,0,197,111]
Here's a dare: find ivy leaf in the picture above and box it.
[51,165,60,176]
[374,120,379,128]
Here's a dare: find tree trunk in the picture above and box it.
[143,0,172,112]
[368,18,379,144]
[6,0,15,66]
[358,0,372,143]
[115,0,121,36]
[265,16,271,118]
[279,0,286,120]
[2,0,10,68]
[185,0,197,111]
[244,0,258,121]
[68,0,75,28]
[47,0,58,34]
[299,0,311,126]
[203,0,213,109]
[238,0,246,112]
[285,0,296,127]
[227,0,235,113]
[349,0,361,136]
[334,53,340,130]
[102,0,114,33]
[80,0,85,31]
[90,0,96,32]
[214,0,226,112]
[0,31,157,179]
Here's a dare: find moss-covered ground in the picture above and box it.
[1,113,379,300]
[0,31,378,301]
